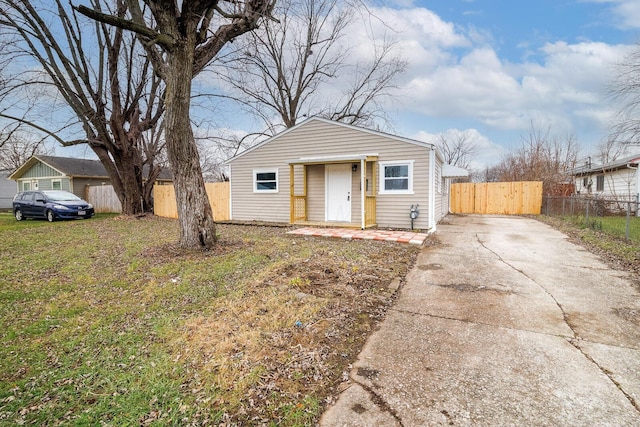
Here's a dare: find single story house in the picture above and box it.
[572,154,640,201]
[225,117,464,232]
[0,169,15,209]
[9,155,172,199]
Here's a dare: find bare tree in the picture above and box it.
[0,129,52,171]
[609,42,640,146]
[210,0,406,135]
[436,130,478,169]
[491,124,580,194]
[595,138,628,164]
[77,0,276,249]
[0,0,165,213]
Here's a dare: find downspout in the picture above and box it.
[628,162,639,217]
[361,158,366,229]
[228,164,233,220]
[428,147,436,232]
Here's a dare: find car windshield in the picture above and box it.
[44,191,82,201]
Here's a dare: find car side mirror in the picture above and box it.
[36,198,46,203]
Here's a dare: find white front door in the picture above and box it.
[326,164,352,222]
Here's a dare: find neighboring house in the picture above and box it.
[572,154,640,201]
[9,155,172,199]
[225,117,463,231]
[0,169,16,209]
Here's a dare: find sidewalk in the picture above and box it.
[320,215,640,426]
[287,227,429,245]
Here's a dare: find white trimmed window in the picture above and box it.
[253,169,278,193]
[52,179,62,190]
[379,161,414,194]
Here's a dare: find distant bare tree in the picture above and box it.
[609,42,640,146]
[212,0,406,135]
[492,124,580,194]
[595,138,628,163]
[0,130,51,171]
[436,130,478,169]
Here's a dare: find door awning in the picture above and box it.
[288,153,378,165]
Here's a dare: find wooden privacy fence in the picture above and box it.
[450,181,543,215]
[154,182,230,221]
[86,185,122,213]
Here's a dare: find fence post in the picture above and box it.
[626,201,631,241]
[570,197,574,216]
[586,198,589,222]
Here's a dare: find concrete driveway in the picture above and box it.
[321,215,640,426]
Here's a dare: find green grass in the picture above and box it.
[0,213,418,425]
[562,215,640,243]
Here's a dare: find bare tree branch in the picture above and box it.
[209,0,406,134]
[0,0,166,213]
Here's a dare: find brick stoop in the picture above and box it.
[286,227,429,245]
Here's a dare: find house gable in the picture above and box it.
[19,161,65,179]
[226,117,435,165]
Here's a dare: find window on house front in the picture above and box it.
[379,161,414,194]
[253,169,278,193]
[583,177,588,188]
[52,180,62,190]
[22,181,31,191]
[596,175,604,192]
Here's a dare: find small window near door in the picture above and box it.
[596,175,604,192]
[379,161,413,194]
[52,179,62,190]
[253,169,278,193]
[22,181,31,191]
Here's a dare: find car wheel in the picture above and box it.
[15,209,23,221]
[46,210,55,222]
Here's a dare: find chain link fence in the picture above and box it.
[542,195,640,241]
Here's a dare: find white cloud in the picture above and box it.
[583,0,640,29]
[387,12,631,136]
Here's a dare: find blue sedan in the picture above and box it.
[13,190,95,222]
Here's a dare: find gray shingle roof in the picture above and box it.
[18,155,173,181]
[37,155,108,177]
[573,153,640,175]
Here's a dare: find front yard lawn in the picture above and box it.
[0,213,419,426]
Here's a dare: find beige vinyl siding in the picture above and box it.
[376,149,430,229]
[229,119,437,229]
[306,165,325,222]
[433,161,445,222]
[231,165,290,223]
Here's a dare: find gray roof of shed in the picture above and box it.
[10,155,172,181]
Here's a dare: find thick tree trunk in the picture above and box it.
[165,41,217,249]
[92,145,145,215]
